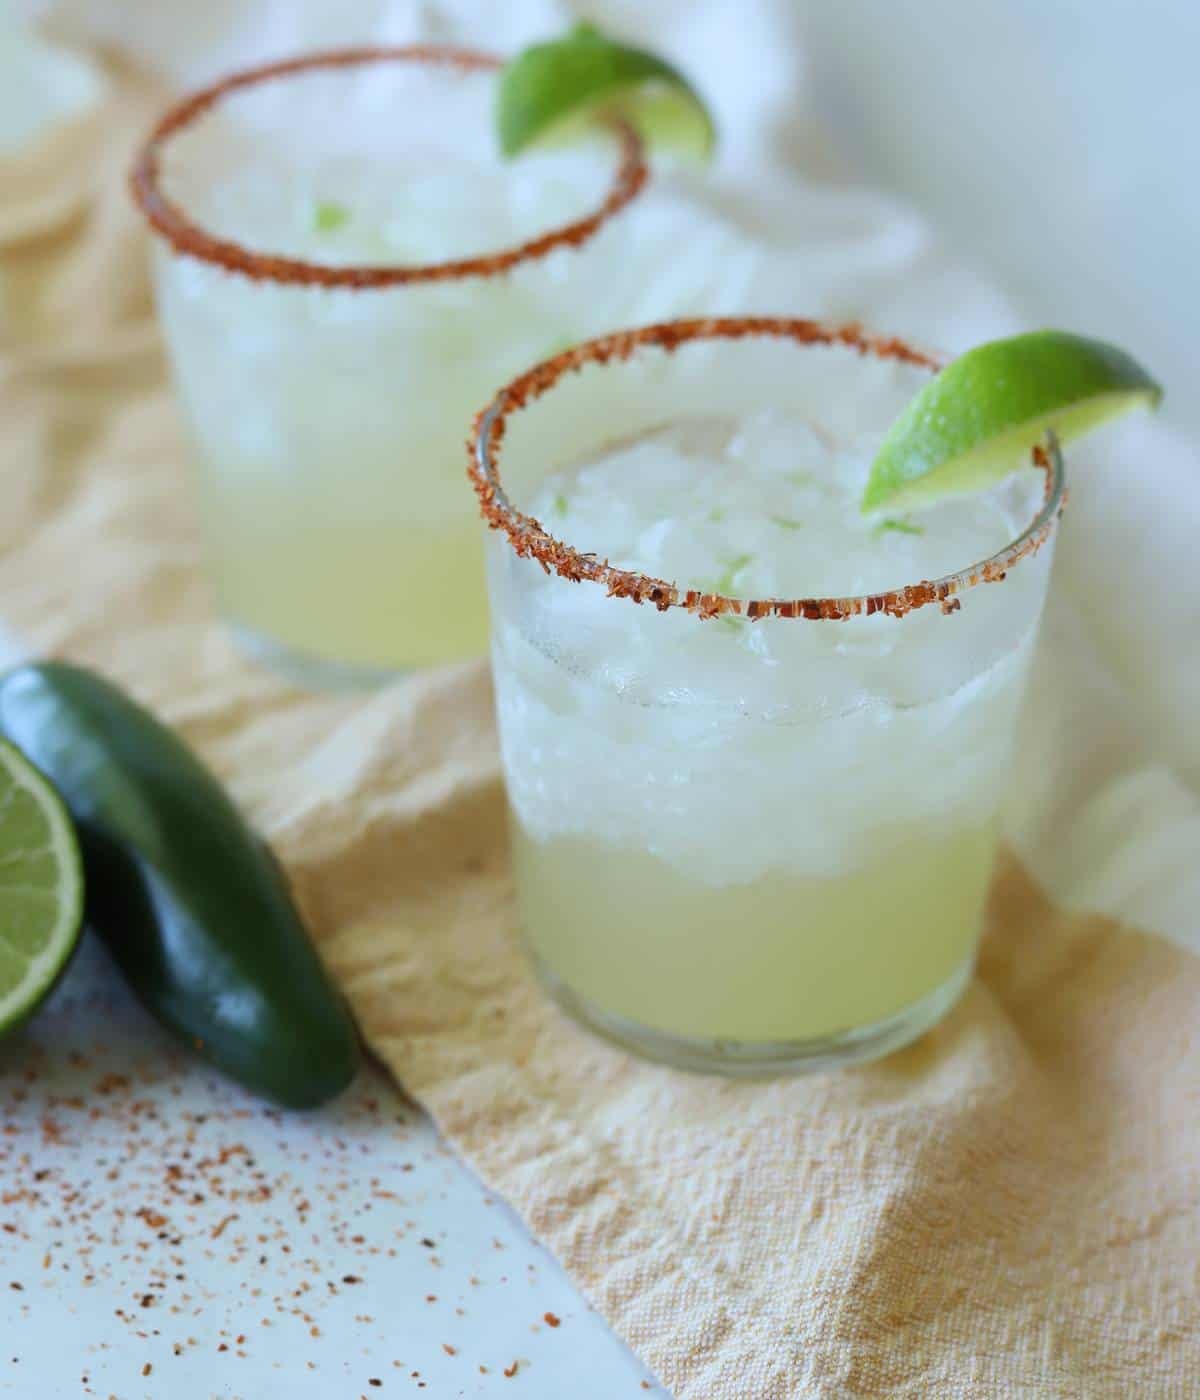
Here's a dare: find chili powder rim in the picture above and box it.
[129,45,649,289]
[469,316,1067,622]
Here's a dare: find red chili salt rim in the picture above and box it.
[470,316,1067,621]
[129,46,648,289]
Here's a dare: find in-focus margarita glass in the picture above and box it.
[131,47,646,685]
[470,318,1065,1074]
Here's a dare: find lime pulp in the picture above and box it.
[0,738,84,1034]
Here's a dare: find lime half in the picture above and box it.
[0,738,83,1034]
[861,330,1162,514]
[497,23,716,160]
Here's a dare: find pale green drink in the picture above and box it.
[475,322,1062,1072]
[136,49,644,684]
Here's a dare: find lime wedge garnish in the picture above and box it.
[861,330,1162,513]
[497,22,716,160]
[0,738,83,1034]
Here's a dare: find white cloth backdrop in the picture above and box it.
[30,0,1200,949]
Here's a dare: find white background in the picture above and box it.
[802,0,1200,442]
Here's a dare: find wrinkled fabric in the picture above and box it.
[1,14,1197,1396]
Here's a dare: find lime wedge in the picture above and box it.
[0,738,83,1034]
[497,22,716,160]
[861,330,1162,514]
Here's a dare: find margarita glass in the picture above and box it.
[131,47,646,685]
[470,318,1064,1074]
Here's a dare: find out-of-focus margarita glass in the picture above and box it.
[470,319,1065,1074]
[131,48,646,685]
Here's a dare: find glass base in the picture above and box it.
[530,953,973,1077]
[227,621,405,692]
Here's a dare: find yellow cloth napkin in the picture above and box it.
[2,68,1198,1400]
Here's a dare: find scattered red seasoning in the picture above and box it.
[129,47,646,291]
[469,318,1066,623]
[141,1363,152,1377]
[504,1360,520,1378]
[3,1044,575,1379]
[543,1312,561,1328]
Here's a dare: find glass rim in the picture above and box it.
[469,316,1068,622]
[128,45,649,289]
